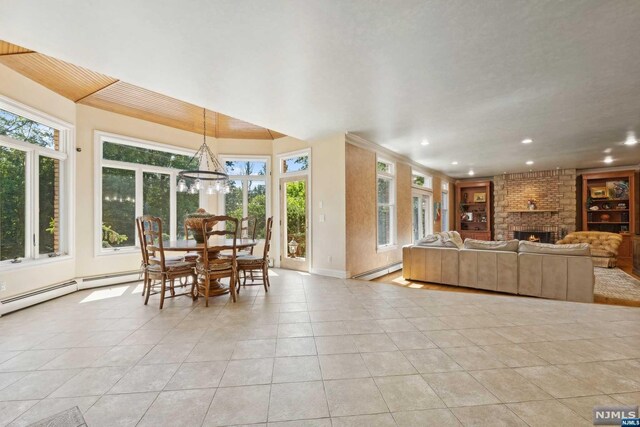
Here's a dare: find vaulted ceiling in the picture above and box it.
[1,1,639,176]
[0,41,285,140]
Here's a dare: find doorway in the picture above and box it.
[412,190,433,242]
[280,175,309,271]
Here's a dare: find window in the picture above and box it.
[441,182,450,231]
[377,158,395,248]
[412,171,433,189]
[412,192,433,241]
[221,158,269,238]
[0,100,72,265]
[281,155,308,174]
[97,133,201,253]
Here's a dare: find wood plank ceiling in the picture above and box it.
[0,40,285,139]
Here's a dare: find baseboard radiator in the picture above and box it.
[0,280,78,317]
[0,270,141,317]
[352,262,403,281]
[78,271,140,290]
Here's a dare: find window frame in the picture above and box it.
[0,95,75,270]
[94,131,202,256]
[376,156,397,251]
[441,181,450,232]
[280,152,309,177]
[218,155,271,239]
[411,171,433,190]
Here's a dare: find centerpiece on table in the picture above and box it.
[184,208,216,243]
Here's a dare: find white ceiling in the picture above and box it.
[1,0,639,177]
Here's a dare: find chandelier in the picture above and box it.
[177,109,230,195]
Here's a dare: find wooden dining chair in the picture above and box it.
[140,215,197,309]
[237,216,257,256]
[236,216,273,292]
[135,216,149,297]
[136,216,188,297]
[196,216,239,305]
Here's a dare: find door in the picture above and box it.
[280,175,309,271]
[412,191,433,242]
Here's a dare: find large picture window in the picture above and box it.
[377,158,396,248]
[97,133,201,253]
[0,100,72,265]
[221,158,269,239]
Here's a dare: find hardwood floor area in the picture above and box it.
[375,258,640,307]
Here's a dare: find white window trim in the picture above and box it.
[441,182,450,232]
[94,131,202,257]
[0,95,75,271]
[217,154,272,237]
[376,156,397,251]
[279,149,310,177]
[274,148,312,268]
[412,189,434,241]
[412,170,433,190]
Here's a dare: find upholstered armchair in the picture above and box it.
[557,231,623,267]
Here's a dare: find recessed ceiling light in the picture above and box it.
[421,139,429,146]
[451,161,458,165]
[604,156,613,164]
[522,138,533,144]
[603,148,612,154]
[624,131,638,145]
[468,170,475,176]
[526,160,534,165]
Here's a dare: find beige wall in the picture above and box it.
[345,141,454,277]
[345,143,407,276]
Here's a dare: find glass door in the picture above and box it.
[412,190,433,242]
[280,175,309,271]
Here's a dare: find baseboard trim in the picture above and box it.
[353,262,403,281]
[309,267,349,279]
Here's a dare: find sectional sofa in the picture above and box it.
[402,232,595,303]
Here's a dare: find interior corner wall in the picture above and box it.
[345,143,412,277]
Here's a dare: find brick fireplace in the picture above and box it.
[493,169,577,242]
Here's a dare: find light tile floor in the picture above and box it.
[0,269,639,426]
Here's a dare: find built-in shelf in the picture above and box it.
[587,209,628,213]
[587,222,629,224]
[506,210,559,213]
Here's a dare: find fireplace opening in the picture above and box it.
[513,230,553,244]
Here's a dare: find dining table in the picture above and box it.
[162,237,257,296]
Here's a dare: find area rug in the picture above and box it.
[28,406,86,427]
[594,267,640,304]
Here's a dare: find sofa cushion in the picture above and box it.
[416,232,462,248]
[416,234,440,246]
[438,231,463,248]
[463,239,519,252]
[518,240,591,256]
